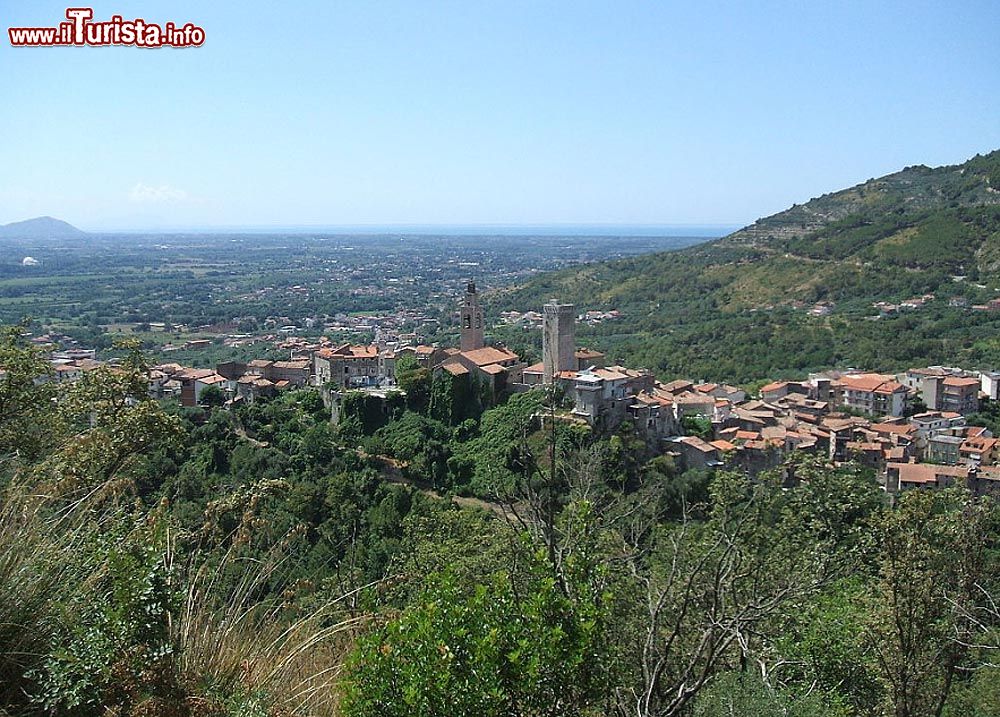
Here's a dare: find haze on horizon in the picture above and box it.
[1,0,998,232]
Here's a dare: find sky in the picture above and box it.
[1,0,998,232]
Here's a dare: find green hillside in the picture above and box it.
[495,150,1000,383]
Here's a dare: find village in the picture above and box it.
[35,281,1000,499]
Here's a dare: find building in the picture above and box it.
[936,376,980,415]
[833,373,908,417]
[177,368,229,407]
[522,348,607,386]
[671,436,725,470]
[961,434,997,466]
[926,434,964,465]
[908,411,966,457]
[981,371,1000,401]
[542,300,576,383]
[901,367,981,415]
[885,462,969,493]
[436,345,523,398]
[459,282,485,352]
[313,344,380,388]
[269,359,310,387]
[396,344,442,369]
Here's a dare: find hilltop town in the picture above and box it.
[31,280,1000,500]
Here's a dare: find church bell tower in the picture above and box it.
[460,281,485,351]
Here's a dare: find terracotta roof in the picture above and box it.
[458,346,518,367]
[272,360,309,370]
[889,462,968,485]
[962,437,997,452]
[661,379,694,393]
[710,440,737,452]
[678,436,717,453]
[872,422,915,436]
[943,377,979,387]
[179,368,216,380]
[638,391,673,406]
[153,363,184,374]
[760,381,788,393]
[523,362,544,373]
[442,362,470,376]
[675,392,714,405]
[977,466,1000,482]
[318,345,377,359]
[838,373,904,393]
[199,374,228,385]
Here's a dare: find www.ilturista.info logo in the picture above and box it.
[8,8,205,48]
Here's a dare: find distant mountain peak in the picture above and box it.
[0,216,86,238]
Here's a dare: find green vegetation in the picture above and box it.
[5,147,1000,714]
[498,150,1000,383]
[0,233,703,365]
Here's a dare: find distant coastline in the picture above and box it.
[78,223,738,237]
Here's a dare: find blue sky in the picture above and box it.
[1,0,998,231]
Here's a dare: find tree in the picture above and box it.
[693,671,847,717]
[0,323,62,465]
[198,384,226,408]
[396,353,431,413]
[867,489,1000,717]
[605,465,883,717]
[342,563,608,717]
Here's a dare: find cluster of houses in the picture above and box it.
[31,286,1000,499]
[497,307,622,329]
[531,346,999,495]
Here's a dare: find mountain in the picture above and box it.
[0,216,86,238]
[497,150,1000,384]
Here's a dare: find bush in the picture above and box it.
[342,565,608,717]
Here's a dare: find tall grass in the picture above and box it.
[0,475,97,710]
[0,474,360,716]
[175,542,370,716]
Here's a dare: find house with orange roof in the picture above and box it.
[760,381,790,401]
[833,373,909,417]
[961,435,997,466]
[177,368,230,407]
[900,367,981,415]
[314,344,380,388]
[671,436,725,470]
[435,345,524,399]
[886,462,970,493]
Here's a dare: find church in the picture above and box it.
[433,282,524,397]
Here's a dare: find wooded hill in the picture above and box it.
[496,150,1000,384]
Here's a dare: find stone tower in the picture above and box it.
[460,281,485,351]
[542,299,576,383]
